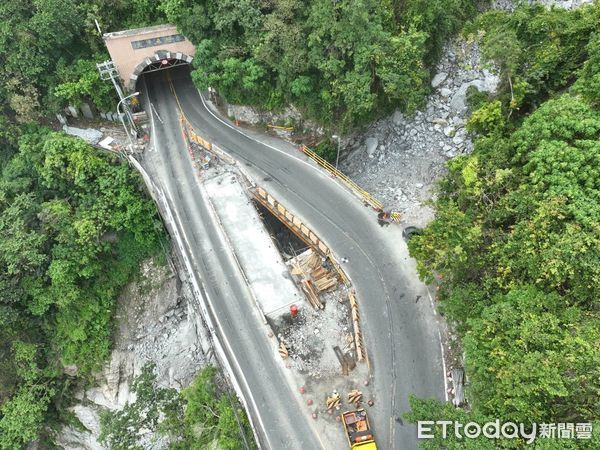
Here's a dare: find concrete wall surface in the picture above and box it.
[104,24,196,88]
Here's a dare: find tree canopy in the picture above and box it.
[163,0,477,129]
[100,364,256,450]
[0,128,163,448]
[407,3,600,447]
[0,0,167,122]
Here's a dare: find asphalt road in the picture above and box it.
[141,66,444,450]
[139,71,324,449]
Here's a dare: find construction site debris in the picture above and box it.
[347,389,363,407]
[270,293,353,379]
[301,279,324,310]
[279,342,289,359]
[326,391,342,410]
[289,249,339,303]
[349,290,365,362]
[333,345,356,376]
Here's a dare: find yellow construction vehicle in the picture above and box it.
[342,409,378,449]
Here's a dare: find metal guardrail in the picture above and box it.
[299,144,403,223]
[299,144,384,211]
[267,124,294,132]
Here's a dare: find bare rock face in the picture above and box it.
[449,74,499,115]
[493,0,593,10]
[340,35,499,227]
[57,422,104,450]
[228,103,303,127]
[54,257,211,449]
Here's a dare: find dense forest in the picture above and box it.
[406,3,600,448]
[0,0,598,448]
[0,1,249,448]
[164,0,479,129]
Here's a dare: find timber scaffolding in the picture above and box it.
[252,186,348,284]
[253,186,366,363]
[289,248,338,310]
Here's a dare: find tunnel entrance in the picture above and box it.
[130,50,193,90]
[139,53,190,75]
[102,24,196,91]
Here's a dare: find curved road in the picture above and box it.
[142,66,444,450]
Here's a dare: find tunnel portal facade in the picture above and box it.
[103,24,196,91]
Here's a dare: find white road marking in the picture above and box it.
[427,287,449,402]
[197,91,348,184]
[151,102,163,124]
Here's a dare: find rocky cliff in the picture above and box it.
[55,256,210,449]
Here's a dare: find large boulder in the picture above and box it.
[431,72,448,88]
[392,110,405,126]
[54,405,104,450]
[450,71,500,115]
[365,137,379,156]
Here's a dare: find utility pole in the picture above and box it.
[96,60,137,136]
[332,134,341,171]
[118,92,140,151]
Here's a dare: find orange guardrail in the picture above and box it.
[299,144,384,211]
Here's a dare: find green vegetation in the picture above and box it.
[406,3,600,447]
[161,0,480,130]
[170,366,256,450]
[0,0,166,122]
[0,2,169,447]
[314,139,338,163]
[100,364,256,450]
[0,129,163,448]
[99,363,182,449]
[0,3,259,447]
[1,0,598,448]
[468,3,600,116]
